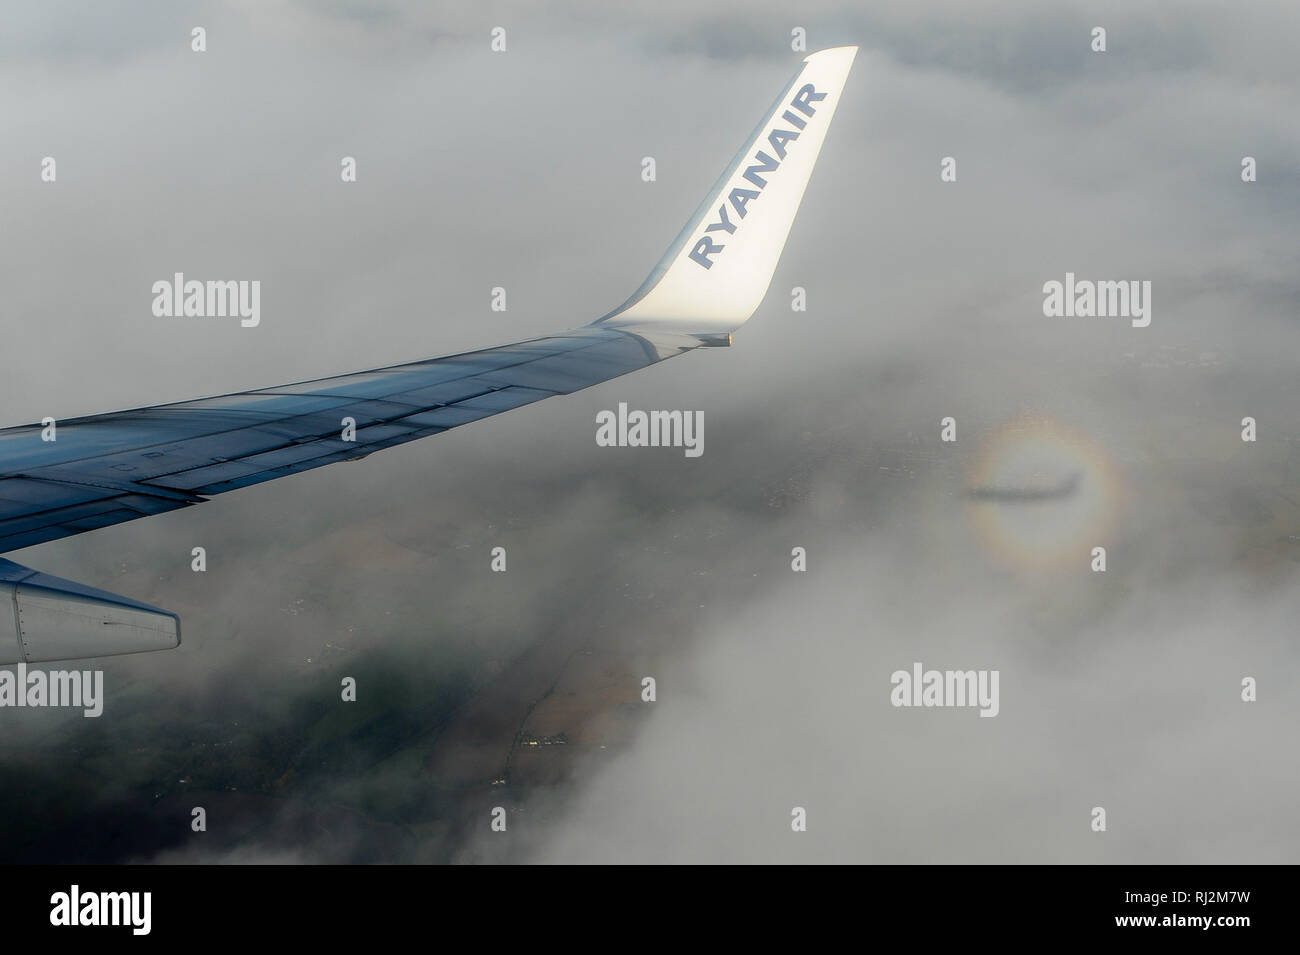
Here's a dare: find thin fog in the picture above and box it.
[0,1,1296,862]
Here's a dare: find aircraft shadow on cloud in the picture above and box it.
[0,48,859,664]
[963,471,1083,503]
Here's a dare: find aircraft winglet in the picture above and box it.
[596,46,858,336]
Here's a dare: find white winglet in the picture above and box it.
[596,46,858,336]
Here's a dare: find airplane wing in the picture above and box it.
[0,325,706,555]
[0,47,858,663]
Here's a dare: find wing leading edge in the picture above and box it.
[0,48,856,661]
